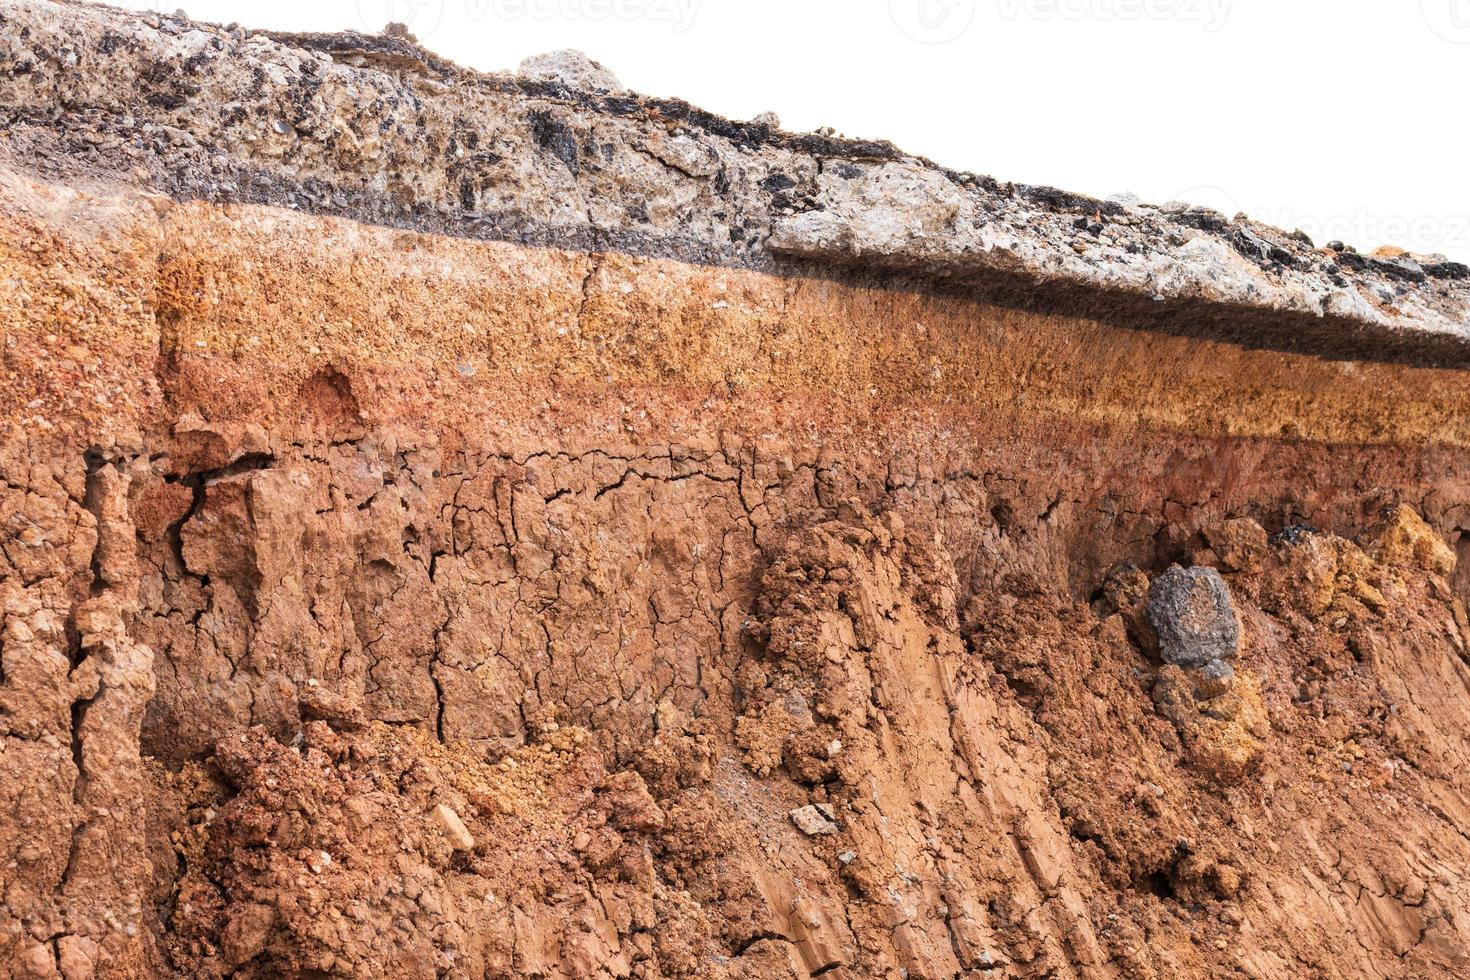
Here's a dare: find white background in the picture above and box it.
[113,0,1469,262]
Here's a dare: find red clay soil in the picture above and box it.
[6,6,1470,979]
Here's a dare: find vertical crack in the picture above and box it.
[60,447,118,900]
[432,669,447,743]
[165,481,207,580]
[576,253,604,336]
[61,679,104,893]
[82,449,111,601]
[430,600,453,743]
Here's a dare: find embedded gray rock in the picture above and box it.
[1146,566,1240,669]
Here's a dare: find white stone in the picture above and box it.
[789,804,839,836]
[518,50,622,93]
[433,803,475,851]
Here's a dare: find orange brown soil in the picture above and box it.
[6,3,1470,973]
[7,158,1470,980]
